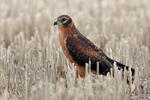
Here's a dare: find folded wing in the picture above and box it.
[66,34,112,75]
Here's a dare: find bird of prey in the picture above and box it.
[54,15,135,82]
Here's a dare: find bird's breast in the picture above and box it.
[59,32,75,64]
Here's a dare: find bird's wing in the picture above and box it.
[66,34,112,75]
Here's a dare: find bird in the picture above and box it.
[54,15,135,83]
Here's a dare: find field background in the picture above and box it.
[0,0,150,100]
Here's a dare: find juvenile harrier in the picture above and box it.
[54,15,135,82]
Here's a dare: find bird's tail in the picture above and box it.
[107,58,135,84]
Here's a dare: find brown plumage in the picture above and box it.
[54,15,135,82]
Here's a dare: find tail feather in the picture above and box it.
[107,57,135,84]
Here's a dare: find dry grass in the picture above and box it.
[0,0,150,100]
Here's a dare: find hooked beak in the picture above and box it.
[54,19,62,26]
[54,21,57,25]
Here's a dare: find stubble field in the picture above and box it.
[0,0,150,100]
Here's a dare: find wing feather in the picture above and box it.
[66,34,112,75]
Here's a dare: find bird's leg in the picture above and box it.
[76,66,86,80]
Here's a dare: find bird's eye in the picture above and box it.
[62,18,66,21]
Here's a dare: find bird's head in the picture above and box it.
[54,15,73,27]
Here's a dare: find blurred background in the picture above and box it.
[0,0,150,100]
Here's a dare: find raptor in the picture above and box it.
[54,15,135,83]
